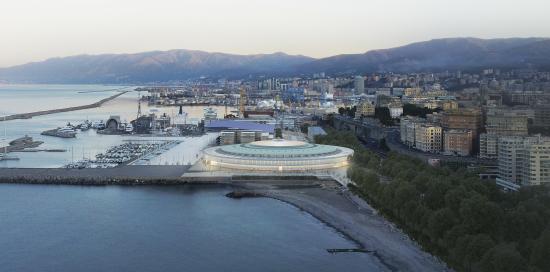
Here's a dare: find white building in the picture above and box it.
[354,76,365,94]
[400,116,425,147]
[496,135,550,190]
[389,104,403,118]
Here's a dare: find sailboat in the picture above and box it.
[1,116,20,161]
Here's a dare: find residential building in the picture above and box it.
[479,133,499,159]
[414,124,442,153]
[440,100,459,111]
[533,106,550,128]
[485,108,528,136]
[388,103,404,118]
[443,129,473,156]
[440,108,482,151]
[282,87,305,103]
[496,136,550,190]
[354,76,365,94]
[400,116,425,147]
[355,101,375,119]
[479,108,529,159]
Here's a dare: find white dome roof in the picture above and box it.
[248,139,307,147]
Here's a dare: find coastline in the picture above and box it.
[238,186,449,272]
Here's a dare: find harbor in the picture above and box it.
[0,85,226,168]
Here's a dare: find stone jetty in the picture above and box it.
[0,91,128,121]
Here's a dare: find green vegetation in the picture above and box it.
[316,130,550,272]
[338,106,357,118]
[274,128,282,138]
[337,106,395,126]
[374,107,394,126]
[403,103,440,117]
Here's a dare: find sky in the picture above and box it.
[1,0,549,67]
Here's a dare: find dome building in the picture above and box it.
[202,139,353,172]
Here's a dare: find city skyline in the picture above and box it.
[1,0,550,67]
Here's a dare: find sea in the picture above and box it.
[0,184,381,272]
[0,85,381,271]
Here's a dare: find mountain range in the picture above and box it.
[1,37,550,84]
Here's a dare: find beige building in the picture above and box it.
[485,108,528,136]
[440,100,459,111]
[441,108,483,137]
[415,124,442,153]
[403,87,421,97]
[355,101,375,119]
[443,129,473,156]
[440,108,482,152]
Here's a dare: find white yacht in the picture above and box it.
[125,123,134,133]
[203,107,218,120]
[1,122,19,161]
[57,126,77,137]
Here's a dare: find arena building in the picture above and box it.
[202,139,353,172]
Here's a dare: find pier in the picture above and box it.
[0,91,128,121]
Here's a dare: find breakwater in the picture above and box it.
[0,166,338,187]
[0,91,128,121]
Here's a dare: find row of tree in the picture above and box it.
[315,130,550,272]
[337,106,395,126]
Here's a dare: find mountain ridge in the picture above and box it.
[1,37,550,83]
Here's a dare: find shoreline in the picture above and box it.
[0,91,128,121]
[0,175,448,271]
[242,186,449,272]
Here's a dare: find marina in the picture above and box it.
[0,85,229,168]
[66,140,182,169]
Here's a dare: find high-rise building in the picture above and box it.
[354,76,365,94]
[496,136,550,190]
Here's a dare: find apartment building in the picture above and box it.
[414,124,442,153]
[496,136,550,190]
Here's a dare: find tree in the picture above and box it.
[530,228,550,271]
[427,208,456,244]
[403,103,440,117]
[374,107,394,126]
[275,128,282,138]
[479,243,526,272]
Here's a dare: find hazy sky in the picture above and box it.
[1,0,549,67]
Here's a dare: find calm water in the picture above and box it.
[0,84,233,168]
[0,184,382,272]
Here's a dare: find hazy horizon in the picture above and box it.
[1,0,550,67]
